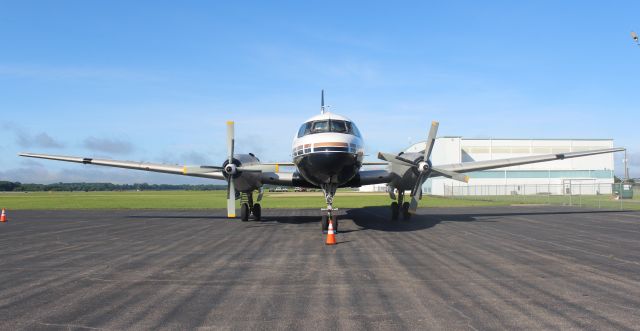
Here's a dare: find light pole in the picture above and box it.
[624,149,629,182]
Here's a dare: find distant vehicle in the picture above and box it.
[294,187,306,192]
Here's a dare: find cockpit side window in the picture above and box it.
[297,122,311,138]
[346,121,362,138]
[311,120,329,133]
[330,120,348,133]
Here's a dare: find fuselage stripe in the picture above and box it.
[314,147,349,152]
[314,142,349,148]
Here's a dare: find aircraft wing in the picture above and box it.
[260,171,296,186]
[435,148,624,174]
[261,162,295,167]
[19,153,226,180]
[355,169,393,185]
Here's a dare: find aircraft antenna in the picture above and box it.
[321,89,325,114]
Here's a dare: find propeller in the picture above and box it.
[163,120,267,219]
[378,121,469,214]
[226,121,236,218]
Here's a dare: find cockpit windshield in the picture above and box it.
[311,120,329,133]
[297,119,362,138]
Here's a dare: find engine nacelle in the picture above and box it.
[222,153,263,192]
[387,152,431,191]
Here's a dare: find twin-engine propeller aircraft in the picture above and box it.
[20,91,624,232]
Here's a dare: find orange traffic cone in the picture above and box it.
[0,209,6,222]
[325,218,336,245]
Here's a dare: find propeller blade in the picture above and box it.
[409,196,419,214]
[431,167,469,183]
[411,172,426,197]
[226,177,236,218]
[424,121,439,161]
[377,152,415,167]
[227,121,235,163]
[224,120,237,218]
[409,171,429,214]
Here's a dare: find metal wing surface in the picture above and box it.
[19,153,226,180]
[351,169,393,186]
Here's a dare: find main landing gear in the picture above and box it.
[240,191,262,222]
[390,188,411,221]
[320,184,339,232]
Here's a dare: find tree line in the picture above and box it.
[0,181,227,192]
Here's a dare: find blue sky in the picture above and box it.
[1,1,638,184]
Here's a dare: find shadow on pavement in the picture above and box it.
[126,206,633,232]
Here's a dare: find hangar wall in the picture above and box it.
[404,137,616,196]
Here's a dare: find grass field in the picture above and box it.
[2,190,637,210]
[0,190,509,210]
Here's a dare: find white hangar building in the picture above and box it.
[362,137,616,195]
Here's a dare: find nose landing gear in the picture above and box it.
[320,184,338,232]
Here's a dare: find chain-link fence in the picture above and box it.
[442,183,640,210]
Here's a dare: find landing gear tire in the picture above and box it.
[331,216,338,233]
[390,202,399,220]
[402,202,411,220]
[321,214,328,232]
[252,203,261,222]
[241,203,250,222]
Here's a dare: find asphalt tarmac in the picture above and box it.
[1,206,640,330]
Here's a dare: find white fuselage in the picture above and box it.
[291,112,364,186]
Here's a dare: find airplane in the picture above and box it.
[20,91,625,232]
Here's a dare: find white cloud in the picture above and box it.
[2,123,65,149]
[83,137,134,154]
